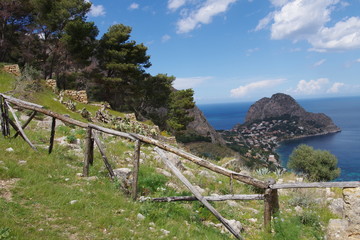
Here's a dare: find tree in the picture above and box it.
[287,144,340,181]
[166,89,195,133]
[95,24,152,111]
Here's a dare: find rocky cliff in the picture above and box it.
[244,93,341,135]
[187,106,226,145]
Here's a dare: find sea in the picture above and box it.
[198,96,360,181]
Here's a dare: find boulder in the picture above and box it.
[327,219,349,240]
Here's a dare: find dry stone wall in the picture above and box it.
[327,187,360,240]
[2,64,21,76]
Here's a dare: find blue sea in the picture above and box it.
[198,96,360,181]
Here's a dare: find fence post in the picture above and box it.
[0,95,5,136]
[0,96,10,137]
[49,117,56,154]
[132,140,141,200]
[83,127,93,177]
[264,188,272,232]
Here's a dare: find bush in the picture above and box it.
[287,144,340,181]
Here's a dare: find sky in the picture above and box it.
[86,0,360,104]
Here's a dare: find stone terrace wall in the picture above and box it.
[2,64,21,76]
[327,187,360,240]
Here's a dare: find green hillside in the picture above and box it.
[0,71,338,240]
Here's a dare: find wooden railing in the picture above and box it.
[1,93,359,240]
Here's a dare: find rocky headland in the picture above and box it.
[220,93,341,165]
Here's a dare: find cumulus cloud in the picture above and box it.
[129,3,140,10]
[327,82,345,93]
[173,76,213,89]
[88,3,106,17]
[313,59,326,67]
[230,79,285,98]
[174,0,237,34]
[309,17,360,51]
[162,34,171,42]
[256,0,360,51]
[294,78,329,94]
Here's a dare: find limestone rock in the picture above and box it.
[343,187,360,237]
[327,219,349,240]
[329,198,344,217]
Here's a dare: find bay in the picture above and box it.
[198,96,360,181]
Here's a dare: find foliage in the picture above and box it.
[166,89,195,133]
[287,144,340,181]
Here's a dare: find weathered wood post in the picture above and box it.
[132,140,141,200]
[264,178,279,233]
[5,101,37,150]
[49,117,56,154]
[0,95,10,137]
[92,130,115,179]
[0,95,5,136]
[14,111,37,138]
[83,127,94,177]
[264,188,272,232]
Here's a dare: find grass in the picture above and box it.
[0,71,16,93]
[0,72,338,239]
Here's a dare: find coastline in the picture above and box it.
[274,130,342,167]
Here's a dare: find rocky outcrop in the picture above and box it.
[187,106,226,145]
[327,187,360,240]
[244,93,340,135]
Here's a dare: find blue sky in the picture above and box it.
[86,0,360,104]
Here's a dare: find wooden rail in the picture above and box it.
[1,93,359,239]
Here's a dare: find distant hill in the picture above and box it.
[243,93,341,136]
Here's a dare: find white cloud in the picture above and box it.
[256,0,360,51]
[176,0,237,34]
[271,0,334,41]
[294,78,329,95]
[162,34,171,42]
[174,76,213,89]
[88,3,106,17]
[230,79,285,98]
[327,82,345,93]
[255,12,274,31]
[129,3,140,10]
[309,17,360,51]
[168,0,187,11]
[313,59,326,67]
[357,58,360,62]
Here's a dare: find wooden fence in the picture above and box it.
[1,93,359,240]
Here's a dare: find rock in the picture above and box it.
[6,148,14,152]
[83,176,98,181]
[223,219,243,235]
[245,93,340,133]
[113,168,133,189]
[248,218,257,223]
[194,185,206,194]
[199,170,216,180]
[162,152,185,171]
[343,187,360,237]
[327,219,349,240]
[294,206,303,214]
[18,160,27,165]
[70,200,78,205]
[156,168,172,177]
[183,170,195,178]
[160,229,170,236]
[137,213,145,221]
[187,105,226,145]
[329,198,344,217]
[227,200,239,208]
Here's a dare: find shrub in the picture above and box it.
[287,144,340,181]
